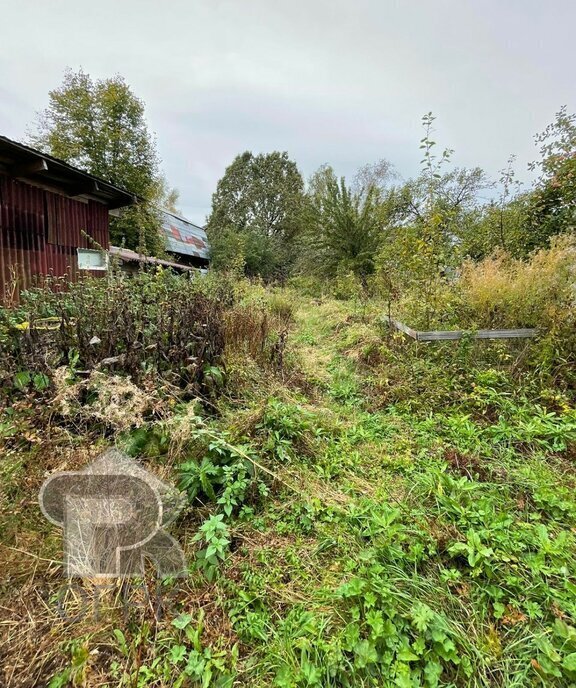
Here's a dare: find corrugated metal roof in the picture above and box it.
[161,211,209,261]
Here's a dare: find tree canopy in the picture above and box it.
[204,108,576,290]
[206,151,306,278]
[305,167,383,280]
[30,68,174,253]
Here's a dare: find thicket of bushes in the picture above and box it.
[0,269,291,410]
[207,109,575,289]
[386,234,576,330]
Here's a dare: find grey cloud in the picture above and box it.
[0,0,574,225]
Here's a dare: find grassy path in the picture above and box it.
[219,294,576,686]
[1,293,576,687]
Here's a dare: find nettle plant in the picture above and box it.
[179,423,270,518]
[192,514,231,582]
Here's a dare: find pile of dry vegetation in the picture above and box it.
[0,270,291,429]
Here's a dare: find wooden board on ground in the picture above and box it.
[383,316,537,342]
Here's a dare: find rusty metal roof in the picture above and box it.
[161,210,209,261]
[0,135,137,209]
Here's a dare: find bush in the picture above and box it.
[0,270,289,404]
[390,276,466,330]
[331,269,365,301]
[267,292,295,325]
[383,235,576,388]
[285,275,326,298]
[388,234,576,333]
[208,227,293,281]
[460,234,576,330]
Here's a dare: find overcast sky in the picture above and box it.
[1,0,574,224]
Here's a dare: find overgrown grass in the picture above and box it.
[385,235,576,391]
[1,280,575,687]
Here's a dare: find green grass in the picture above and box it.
[1,290,576,686]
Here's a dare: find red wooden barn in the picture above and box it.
[0,135,135,300]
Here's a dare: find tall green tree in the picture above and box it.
[528,106,576,245]
[308,171,382,280]
[30,68,172,254]
[206,151,305,278]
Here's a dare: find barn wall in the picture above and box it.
[0,175,109,299]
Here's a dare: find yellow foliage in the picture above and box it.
[460,234,576,329]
